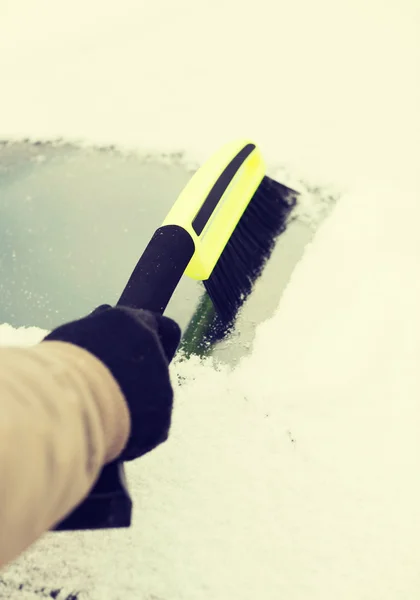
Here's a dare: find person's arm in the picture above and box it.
[0,341,130,569]
[0,305,180,570]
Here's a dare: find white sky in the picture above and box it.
[1,1,420,598]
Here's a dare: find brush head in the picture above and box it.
[203,175,297,328]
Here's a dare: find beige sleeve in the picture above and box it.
[0,341,131,569]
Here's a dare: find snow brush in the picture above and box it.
[53,139,297,531]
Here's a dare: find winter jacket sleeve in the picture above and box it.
[0,340,131,569]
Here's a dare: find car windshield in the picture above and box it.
[0,141,311,365]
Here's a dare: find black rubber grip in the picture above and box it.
[118,224,196,313]
[53,224,195,531]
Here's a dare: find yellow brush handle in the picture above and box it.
[162,139,266,280]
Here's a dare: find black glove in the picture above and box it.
[43,305,181,461]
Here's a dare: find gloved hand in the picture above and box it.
[43,305,181,461]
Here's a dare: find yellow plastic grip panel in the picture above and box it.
[162,139,266,281]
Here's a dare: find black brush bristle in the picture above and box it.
[203,176,297,327]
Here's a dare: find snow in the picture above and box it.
[1,0,419,188]
[1,1,420,598]
[0,324,46,347]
